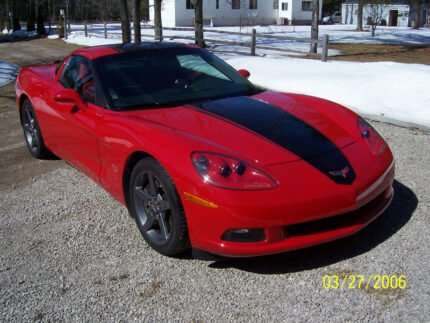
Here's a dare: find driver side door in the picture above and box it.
[46,55,101,182]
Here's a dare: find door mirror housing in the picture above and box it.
[238,69,251,79]
[54,89,87,111]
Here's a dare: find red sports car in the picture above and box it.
[15,43,394,258]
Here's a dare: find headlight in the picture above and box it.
[357,117,386,155]
[191,152,278,190]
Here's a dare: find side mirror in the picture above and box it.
[238,69,251,79]
[54,89,86,111]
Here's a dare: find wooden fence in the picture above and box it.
[73,22,330,62]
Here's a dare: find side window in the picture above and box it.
[59,55,96,103]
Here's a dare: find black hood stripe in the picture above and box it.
[192,96,355,185]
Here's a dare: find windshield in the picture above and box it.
[94,46,259,110]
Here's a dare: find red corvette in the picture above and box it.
[15,43,394,258]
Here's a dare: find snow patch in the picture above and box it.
[0,60,20,87]
[227,56,430,131]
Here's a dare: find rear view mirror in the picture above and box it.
[238,69,251,79]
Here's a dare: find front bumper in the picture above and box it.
[182,159,395,258]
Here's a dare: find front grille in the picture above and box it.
[284,187,391,238]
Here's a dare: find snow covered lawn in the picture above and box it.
[227,57,430,131]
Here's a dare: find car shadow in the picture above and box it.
[208,179,417,274]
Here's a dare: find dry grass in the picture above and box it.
[303,44,430,65]
[0,38,81,66]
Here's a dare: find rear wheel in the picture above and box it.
[21,99,49,159]
[129,157,190,256]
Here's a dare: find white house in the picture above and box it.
[149,0,323,27]
[341,1,429,27]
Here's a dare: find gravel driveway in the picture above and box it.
[0,39,429,322]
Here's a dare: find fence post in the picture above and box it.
[321,34,329,62]
[84,21,88,37]
[251,28,256,56]
[104,22,107,39]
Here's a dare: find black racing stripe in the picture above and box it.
[194,96,355,185]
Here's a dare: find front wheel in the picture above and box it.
[21,99,50,159]
[129,157,190,256]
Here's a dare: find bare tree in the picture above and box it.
[357,0,364,31]
[120,0,131,43]
[154,0,163,41]
[310,0,319,53]
[26,0,36,32]
[194,0,205,47]
[344,0,349,24]
[142,0,150,22]
[133,0,141,43]
[36,4,45,35]
[366,3,383,36]
[411,0,424,29]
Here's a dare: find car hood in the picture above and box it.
[124,92,356,178]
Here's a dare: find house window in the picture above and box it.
[250,0,258,10]
[273,0,279,10]
[302,1,313,11]
[216,0,219,9]
[282,2,288,11]
[186,0,195,10]
[232,0,240,10]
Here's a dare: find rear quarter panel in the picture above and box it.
[16,65,59,151]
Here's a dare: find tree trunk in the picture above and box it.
[12,17,21,31]
[37,5,46,35]
[154,0,163,41]
[133,0,141,43]
[194,0,206,47]
[142,0,150,22]
[356,0,363,31]
[310,0,319,53]
[26,0,35,32]
[344,0,349,24]
[412,1,422,29]
[120,0,131,43]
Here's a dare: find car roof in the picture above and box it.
[73,42,194,60]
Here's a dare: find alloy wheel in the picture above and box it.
[133,170,173,246]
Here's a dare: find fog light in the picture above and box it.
[221,228,266,242]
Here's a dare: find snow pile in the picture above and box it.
[65,33,122,46]
[0,60,20,87]
[227,56,430,130]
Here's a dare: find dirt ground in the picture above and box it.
[329,44,430,65]
[0,38,81,66]
[0,39,80,190]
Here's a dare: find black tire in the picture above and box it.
[129,157,190,256]
[21,99,50,159]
